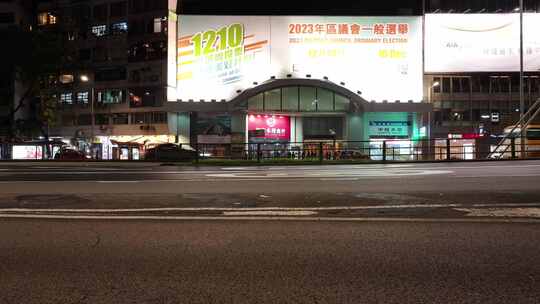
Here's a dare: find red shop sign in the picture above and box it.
[248,115,290,140]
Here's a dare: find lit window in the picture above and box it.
[97,89,124,104]
[60,93,73,104]
[111,22,128,34]
[37,13,48,25]
[153,17,166,33]
[92,25,107,37]
[77,91,89,104]
[38,12,57,26]
[59,74,74,84]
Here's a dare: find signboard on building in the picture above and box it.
[425,13,540,72]
[368,121,410,138]
[247,115,290,140]
[174,15,423,103]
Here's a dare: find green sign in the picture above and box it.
[368,121,409,137]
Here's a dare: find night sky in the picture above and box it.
[180,0,423,15]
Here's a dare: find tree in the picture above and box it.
[0,27,65,141]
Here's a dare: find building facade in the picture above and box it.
[33,0,176,160]
[5,0,540,160]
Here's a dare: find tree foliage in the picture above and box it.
[0,26,65,139]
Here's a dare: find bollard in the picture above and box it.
[319,142,324,163]
[382,141,387,162]
[195,143,200,163]
[446,138,451,160]
[511,137,516,159]
[257,143,261,163]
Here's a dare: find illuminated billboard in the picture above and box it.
[248,115,291,140]
[174,15,423,103]
[425,13,540,72]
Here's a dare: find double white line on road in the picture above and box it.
[4,202,538,213]
[1,203,540,221]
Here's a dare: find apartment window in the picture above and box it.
[112,113,129,124]
[93,4,107,21]
[59,74,74,84]
[531,77,540,93]
[153,17,166,33]
[110,2,127,17]
[61,114,75,126]
[111,22,128,34]
[95,67,127,82]
[128,41,166,62]
[130,0,166,13]
[131,112,150,124]
[93,47,108,62]
[95,114,109,125]
[152,112,167,123]
[79,49,91,61]
[109,47,126,60]
[97,89,124,104]
[60,92,73,104]
[0,12,15,24]
[77,114,92,125]
[37,12,47,25]
[129,87,159,107]
[131,112,166,124]
[442,78,450,93]
[37,12,56,26]
[76,91,89,104]
[92,25,107,37]
[452,78,461,93]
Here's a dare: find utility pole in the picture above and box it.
[520,0,525,157]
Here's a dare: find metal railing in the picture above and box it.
[2,137,540,163]
[192,137,540,163]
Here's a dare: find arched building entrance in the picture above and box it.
[227,78,368,145]
[166,77,432,159]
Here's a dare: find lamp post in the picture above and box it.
[428,80,440,159]
[519,0,526,157]
[80,74,95,158]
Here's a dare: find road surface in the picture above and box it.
[1,219,539,304]
[1,161,540,303]
[1,161,540,219]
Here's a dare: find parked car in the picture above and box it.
[144,144,197,161]
[54,149,87,161]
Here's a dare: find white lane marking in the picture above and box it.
[0,178,281,184]
[460,174,540,178]
[1,214,540,223]
[223,211,317,216]
[96,181,141,183]
[3,203,540,214]
[0,170,229,175]
[205,169,453,178]
[320,178,360,181]
[455,208,540,218]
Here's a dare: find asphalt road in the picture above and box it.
[1,219,539,304]
[1,161,540,303]
[1,160,540,195]
[1,161,540,216]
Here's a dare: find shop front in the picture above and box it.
[364,112,423,161]
[166,78,432,161]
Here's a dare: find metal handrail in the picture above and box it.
[488,97,540,158]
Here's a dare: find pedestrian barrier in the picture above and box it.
[1,137,539,163]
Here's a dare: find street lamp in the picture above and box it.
[80,74,95,158]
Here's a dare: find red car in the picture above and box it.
[54,149,87,161]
